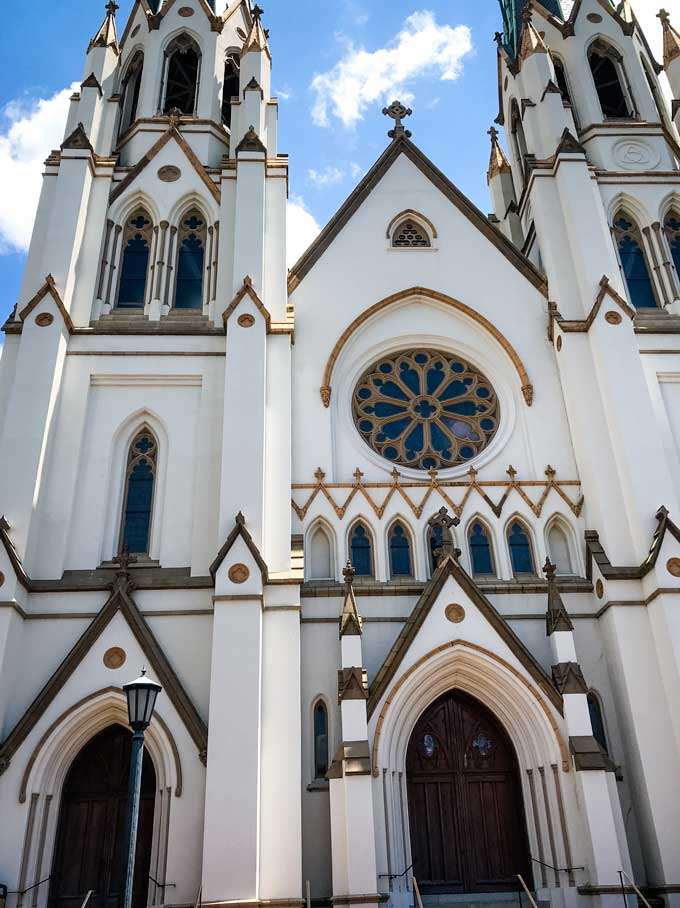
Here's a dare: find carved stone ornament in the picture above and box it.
[103,646,127,670]
[238,313,256,328]
[552,661,589,695]
[605,310,622,325]
[320,386,331,408]
[596,578,604,599]
[178,5,195,15]
[158,165,181,183]
[667,557,680,578]
[445,603,466,624]
[338,667,369,703]
[35,313,54,327]
[229,563,250,584]
[613,140,660,172]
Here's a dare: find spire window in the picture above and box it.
[588,41,633,119]
[613,213,658,309]
[468,520,495,577]
[162,34,201,116]
[120,52,144,135]
[117,210,153,309]
[174,210,207,310]
[389,522,413,578]
[507,520,536,576]
[120,429,157,555]
[349,522,374,579]
[313,700,329,780]
[663,211,680,288]
[221,54,240,128]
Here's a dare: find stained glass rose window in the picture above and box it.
[352,349,499,470]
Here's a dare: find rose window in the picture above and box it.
[352,349,499,470]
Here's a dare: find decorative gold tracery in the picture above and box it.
[352,349,499,471]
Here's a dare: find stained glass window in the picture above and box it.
[507,520,535,576]
[613,215,657,309]
[353,350,499,471]
[389,523,413,578]
[117,211,152,308]
[313,700,329,779]
[664,212,680,287]
[175,211,206,309]
[163,34,200,115]
[349,523,373,578]
[589,42,632,119]
[121,430,157,555]
[469,521,494,576]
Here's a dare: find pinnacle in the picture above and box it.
[88,0,119,54]
[658,9,680,68]
[518,4,549,63]
[243,4,271,57]
[486,125,511,183]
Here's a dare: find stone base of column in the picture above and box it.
[147,297,162,321]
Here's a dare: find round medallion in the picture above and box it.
[36,313,54,327]
[605,311,622,325]
[613,140,660,172]
[667,558,680,578]
[587,13,603,22]
[596,579,604,600]
[556,336,563,352]
[103,647,127,670]
[353,349,499,471]
[238,313,256,328]
[229,563,250,584]
[158,165,181,183]
[445,603,466,624]
[178,6,195,15]
[0,571,5,589]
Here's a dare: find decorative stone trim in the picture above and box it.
[569,735,617,772]
[552,662,588,695]
[338,667,369,703]
[548,275,635,340]
[210,512,269,582]
[236,125,267,156]
[18,275,74,335]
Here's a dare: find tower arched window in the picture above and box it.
[547,522,573,575]
[613,213,658,309]
[389,522,413,578]
[174,210,207,309]
[117,210,153,309]
[588,41,633,119]
[507,520,536,576]
[221,54,240,128]
[587,691,609,755]
[552,57,577,124]
[120,52,144,135]
[120,429,157,555]
[349,522,374,579]
[162,34,201,115]
[308,525,333,580]
[313,700,329,780]
[510,100,528,189]
[468,520,495,577]
[663,210,680,288]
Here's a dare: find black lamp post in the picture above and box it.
[122,670,162,908]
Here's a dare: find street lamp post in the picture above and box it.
[122,670,162,908]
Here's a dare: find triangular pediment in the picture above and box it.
[288,134,547,297]
[368,555,562,718]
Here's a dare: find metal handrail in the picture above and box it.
[80,891,93,908]
[532,857,584,874]
[517,875,539,908]
[619,870,653,908]
[412,878,424,908]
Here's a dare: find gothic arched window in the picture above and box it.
[552,57,577,124]
[120,429,157,555]
[308,525,333,580]
[663,210,680,287]
[468,520,495,577]
[507,520,536,576]
[391,218,430,248]
[174,210,207,309]
[547,522,573,575]
[613,214,657,309]
[587,691,609,755]
[120,51,144,135]
[510,100,528,183]
[221,54,240,128]
[389,522,413,578]
[313,700,329,780]
[349,522,374,579]
[588,41,633,119]
[117,210,153,309]
[163,34,201,115]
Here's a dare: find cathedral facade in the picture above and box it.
[2,1,680,907]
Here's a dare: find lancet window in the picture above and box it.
[547,522,573,575]
[389,522,413,578]
[120,51,144,135]
[221,54,240,128]
[117,210,153,309]
[588,41,633,119]
[613,213,658,309]
[308,525,333,580]
[349,522,374,579]
[507,520,536,576]
[162,34,201,115]
[120,429,157,555]
[587,691,609,755]
[468,520,495,577]
[174,210,207,309]
[313,700,329,780]
[663,210,680,287]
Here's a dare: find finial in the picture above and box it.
[488,125,499,142]
[343,560,356,587]
[105,0,119,14]
[113,544,137,578]
[658,8,680,67]
[493,31,504,47]
[522,2,533,24]
[382,100,412,140]
[427,507,461,565]
[252,3,264,21]
[544,556,573,635]
[658,9,670,25]
[543,557,557,583]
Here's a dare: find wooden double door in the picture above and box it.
[407,691,531,893]
[49,725,156,908]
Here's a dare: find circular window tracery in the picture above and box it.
[352,349,499,470]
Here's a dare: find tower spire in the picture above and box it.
[659,9,680,69]
[243,5,271,60]
[518,3,549,64]
[88,0,119,53]
[487,126,512,183]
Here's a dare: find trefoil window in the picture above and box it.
[117,210,153,309]
[174,210,207,309]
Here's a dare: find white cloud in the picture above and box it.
[349,162,364,179]
[287,196,321,267]
[308,165,346,187]
[310,11,473,129]
[0,83,78,254]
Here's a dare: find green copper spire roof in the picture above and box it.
[498,0,564,58]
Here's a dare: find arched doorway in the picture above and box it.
[406,691,531,893]
[48,724,156,908]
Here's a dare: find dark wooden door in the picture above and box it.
[407,691,531,893]
[49,725,156,908]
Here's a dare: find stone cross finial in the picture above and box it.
[428,507,461,564]
[105,0,119,14]
[383,100,412,139]
[114,544,137,575]
[488,126,499,143]
[658,9,670,25]
[522,2,534,24]
[543,557,557,583]
[252,4,264,21]
[343,560,356,587]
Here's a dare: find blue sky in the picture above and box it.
[0,0,666,327]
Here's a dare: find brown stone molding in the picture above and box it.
[370,637,569,777]
[17,687,183,803]
[385,209,437,240]
[0,584,207,775]
[548,276,635,341]
[222,276,272,332]
[569,735,617,772]
[338,667,369,702]
[81,73,103,96]
[210,512,269,583]
[61,123,94,153]
[18,275,75,336]
[287,134,548,296]
[110,125,220,204]
[236,126,267,156]
[585,506,680,581]
[319,286,534,409]
[367,555,563,719]
[552,662,588,695]
[0,516,30,589]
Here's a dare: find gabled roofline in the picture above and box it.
[585,506,680,581]
[287,135,548,297]
[367,554,563,718]
[16,275,74,336]
[210,512,268,581]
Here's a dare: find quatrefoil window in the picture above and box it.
[352,349,500,470]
